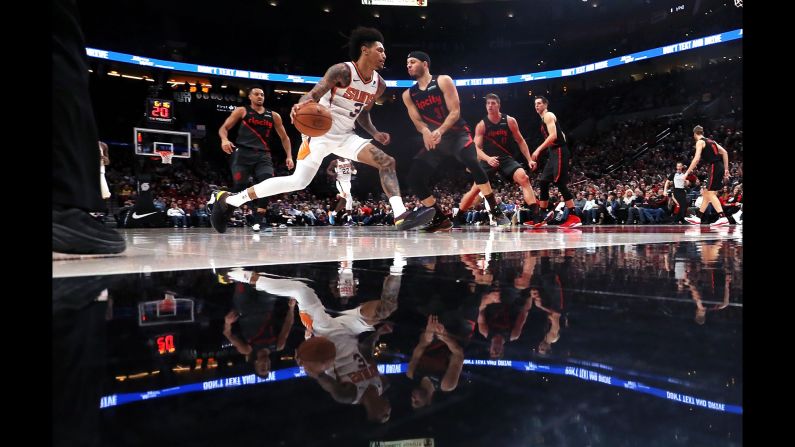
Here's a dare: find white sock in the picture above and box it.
[99,173,111,199]
[390,197,406,216]
[390,253,407,275]
[227,190,252,207]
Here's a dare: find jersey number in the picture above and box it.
[350,102,364,118]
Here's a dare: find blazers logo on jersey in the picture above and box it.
[415,94,442,110]
[247,117,273,128]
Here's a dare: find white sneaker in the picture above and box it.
[732,210,743,225]
[709,216,729,227]
[252,223,261,232]
[684,215,701,225]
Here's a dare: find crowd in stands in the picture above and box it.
[99,59,743,229]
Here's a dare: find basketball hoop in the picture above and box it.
[734,0,742,6]
[157,295,177,316]
[156,150,173,164]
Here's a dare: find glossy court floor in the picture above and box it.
[53,225,742,446]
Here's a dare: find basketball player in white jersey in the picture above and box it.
[326,157,357,224]
[331,245,358,305]
[210,27,435,233]
[225,261,406,423]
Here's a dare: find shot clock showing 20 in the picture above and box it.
[146,98,174,123]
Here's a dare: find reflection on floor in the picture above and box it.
[53,228,742,446]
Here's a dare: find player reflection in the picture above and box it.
[225,256,405,423]
[472,252,536,359]
[406,315,465,409]
[221,276,295,379]
[330,259,359,306]
[530,254,569,356]
[678,241,732,325]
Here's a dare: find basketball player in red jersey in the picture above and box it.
[531,96,581,228]
[684,125,731,226]
[454,93,541,227]
[210,27,434,233]
[403,51,511,232]
[218,86,293,231]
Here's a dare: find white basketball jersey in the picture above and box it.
[337,267,356,297]
[332,349,384,404]
[335,159,354,182]
[318,62,381,137]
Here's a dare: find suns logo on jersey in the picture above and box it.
[346,364,379,384]
[342,87,376,105]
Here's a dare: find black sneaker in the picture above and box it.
[492,211,511,227]
[532,211,555,228]
[210,191,234,233]
[394,207,436,231]
[425,217,453,233]
[53,208,126,255]
[452,211,468,228]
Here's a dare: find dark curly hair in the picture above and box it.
[349,26,384,61]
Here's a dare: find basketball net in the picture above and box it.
[156,150,173,164]
[157,294,177,316]
[734,0,742,6]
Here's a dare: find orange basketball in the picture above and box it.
[296,336,336,366]
[294,102,332,137]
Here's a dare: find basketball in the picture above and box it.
[293,102,332,137]
[296,336,336,367]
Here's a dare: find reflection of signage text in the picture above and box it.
[369,439,435,447]
[362,0,428,6]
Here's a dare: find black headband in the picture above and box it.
[407,51,430,66]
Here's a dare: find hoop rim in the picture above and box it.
[155,150,174,164]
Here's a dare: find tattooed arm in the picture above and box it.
[290,63,351,122]
[356,78,390,145]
